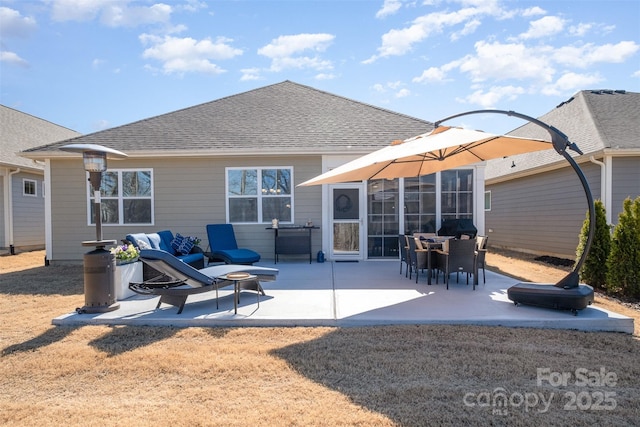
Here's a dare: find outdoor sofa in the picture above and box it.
[125,230,205,269]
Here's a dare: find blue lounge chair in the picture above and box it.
[129,249,277,314]
[205,224,261,265]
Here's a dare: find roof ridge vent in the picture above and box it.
[556,96,575,108]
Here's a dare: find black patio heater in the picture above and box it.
[435,110,595,314]
[60,143,128,313]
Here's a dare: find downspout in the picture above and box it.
[7,168,21,254]
[589,156,610,225]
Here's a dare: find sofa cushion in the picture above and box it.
[126,233,151,249]
[156,230,176,254]
[211,248,260,265]
[146,233,163,250]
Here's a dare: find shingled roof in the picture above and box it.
[485,89,640,180]
[21,81,432,159]
[1,105,80,170]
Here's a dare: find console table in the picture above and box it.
[266,226,319,263]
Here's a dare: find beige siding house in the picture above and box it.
[21,81,491,264]
[1,105,80,253]
[485,90,640,259]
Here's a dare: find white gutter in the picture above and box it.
[7,168,21,253]
[589,156,611,225]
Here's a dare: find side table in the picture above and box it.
[219,272,258,314]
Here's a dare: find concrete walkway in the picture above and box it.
[53,260,634,333]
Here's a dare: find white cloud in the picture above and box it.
[458,85,525,108]
[0,7,37,38]
[633,70,640,78]
[541,72,603,96]
[413,66,447,83]
[521,6,546,17]
[569,23,593,37]
[315,73,337,80]
[451,18,481,41]
[553,41,640,68]
[376,0,402,19]
[92,58,106,68]
[517,15,566,40]
[240,68,261,81]
[0,50,29,67]
[101,2,173,27]
[258,33,335,72]
[140,34,242,75]
[395,88,411,98]
[457,41,555,83]
[50,0,173,27]
[364,3,512,63]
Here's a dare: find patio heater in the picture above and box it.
[60,143,128,313]
[435,110,595,313]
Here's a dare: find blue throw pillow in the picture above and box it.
[178,238,195,255]
[171,233,195,255]
[170,234,184,253]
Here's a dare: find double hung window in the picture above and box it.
[227,167,293,223]
[88,169,153,225]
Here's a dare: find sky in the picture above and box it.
[1,0,639,137]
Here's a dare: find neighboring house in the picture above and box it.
[20,81,490,264]
[1,105,81,253]
[485,90,640,259]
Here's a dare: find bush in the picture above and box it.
[606,197,640,298]
[576,200,610,289]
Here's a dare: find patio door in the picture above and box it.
[329,184,364,260]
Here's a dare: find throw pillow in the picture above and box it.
[177,236,195,255]
[170,234,184,253]
[137,239,150,249]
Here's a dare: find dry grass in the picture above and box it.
[1,251,639,426]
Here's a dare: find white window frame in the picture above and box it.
[484,190,491,211]
[23,179,37,197]
[86,168,154,226]
[225,166,294,224]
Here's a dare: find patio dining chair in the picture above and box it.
[475,235,489,284]
[435,238,479,290]
[407,236,428,283]
[398,234,410,276]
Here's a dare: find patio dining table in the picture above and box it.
[416,236,454,285]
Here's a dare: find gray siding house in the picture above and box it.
[485,90,640,259]
[1,105,80,253]
[21,81,489,264]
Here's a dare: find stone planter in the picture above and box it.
[115,261,142,300]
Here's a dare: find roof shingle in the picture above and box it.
[22,81,433,158]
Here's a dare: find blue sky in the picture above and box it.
[1,0,639,137]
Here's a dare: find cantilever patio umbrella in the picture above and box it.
[300,109,596,307]
[298,125,551,186]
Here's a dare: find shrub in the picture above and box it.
[606,197,640,298]
[576,200,610,289]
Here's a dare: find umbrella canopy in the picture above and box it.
[299,126,551,186]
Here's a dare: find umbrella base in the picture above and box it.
[507,282,594,315]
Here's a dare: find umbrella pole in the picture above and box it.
[436,110,595,290]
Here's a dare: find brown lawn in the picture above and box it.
[1,250,638,426]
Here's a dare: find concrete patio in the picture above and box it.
[53,260,634,333]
